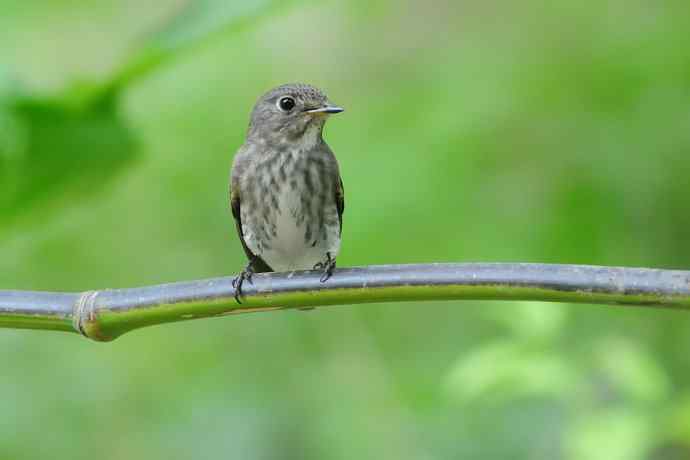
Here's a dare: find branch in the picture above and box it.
[2,263,689,342]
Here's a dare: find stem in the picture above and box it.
[2,263,689,342]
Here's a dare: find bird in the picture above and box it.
[229,83,345,302]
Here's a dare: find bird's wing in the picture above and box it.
[335,176,344,236]
[230,189,273,272]
[319,141,345,237]
[230,147,273,273]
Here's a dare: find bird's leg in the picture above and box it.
[314,252,337,283]
[232,260,256,304]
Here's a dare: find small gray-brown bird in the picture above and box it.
[229,83,344,302]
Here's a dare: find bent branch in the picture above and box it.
[1,263,689,342]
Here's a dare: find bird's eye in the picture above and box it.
[277,96,296,112]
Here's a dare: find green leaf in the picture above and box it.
[109,0,289,91]
[0,0,289,228]
[444,340,581,404]
[483,301,567,341]
[565,409,653,460]
[152,0,275,50]
[591,338,670,404]
[0,89,138,223]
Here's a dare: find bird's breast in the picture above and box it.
[241,149,340,271]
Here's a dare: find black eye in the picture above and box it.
[277,96,296,112]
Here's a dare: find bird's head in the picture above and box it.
[247,83,343,147]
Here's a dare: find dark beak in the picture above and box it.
[305,105,344,114]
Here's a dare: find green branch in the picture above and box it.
[2,263,689,342]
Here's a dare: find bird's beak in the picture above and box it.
[305,105,344,115]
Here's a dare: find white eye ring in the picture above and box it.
[277,96,296,112]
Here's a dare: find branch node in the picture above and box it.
[72,290,100,340]
[3,263,689,341]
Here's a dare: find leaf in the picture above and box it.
[591,337,670,405]
[667,394,690,441]
[444,340,581,404]
[0,89,138,223]
[151,0,275,51]
[483,301,567,341]
[565,409,653,460]
[0,0,289,228]
[108,0,289,91]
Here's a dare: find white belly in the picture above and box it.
[242,184,340,272]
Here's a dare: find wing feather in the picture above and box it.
[230,157,272,272]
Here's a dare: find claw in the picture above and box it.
[318,252,336,283]
[232,273,245,304]
[232,261,256,304]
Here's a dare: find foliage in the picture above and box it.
[1,0,690,458]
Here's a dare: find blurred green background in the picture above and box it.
[1,0,690,458]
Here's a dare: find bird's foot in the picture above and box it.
[313,252,336,283]
[232,262,255,304]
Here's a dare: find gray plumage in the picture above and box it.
[230,83,344,295]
